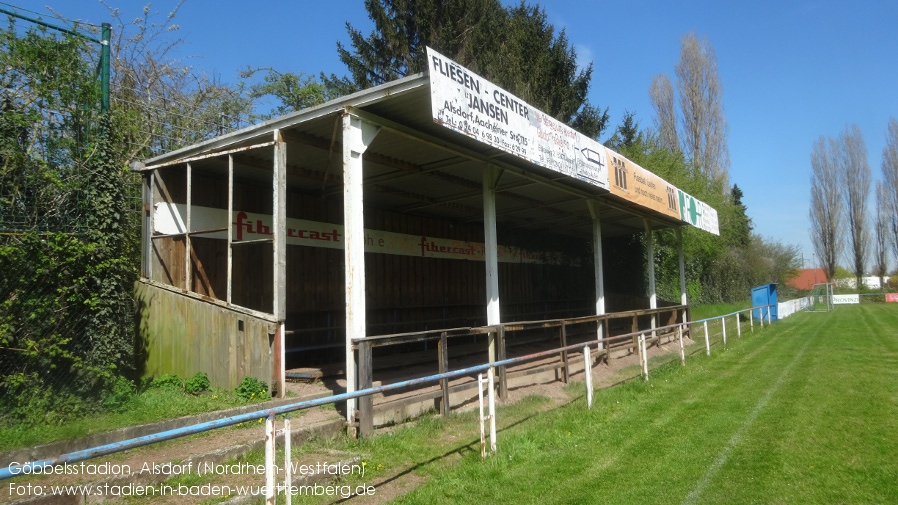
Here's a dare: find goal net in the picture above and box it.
[807,283,833,312]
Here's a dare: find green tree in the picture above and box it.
[331,0,609,138]
[606,110,639,152]
[240,68,333,119]
[105,2,253,159]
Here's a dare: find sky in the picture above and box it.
[6,0,898,270]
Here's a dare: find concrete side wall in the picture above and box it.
[135,280,276,390]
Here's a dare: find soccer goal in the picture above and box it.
[807,283,834,312]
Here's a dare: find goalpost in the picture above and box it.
[807,283,834,312]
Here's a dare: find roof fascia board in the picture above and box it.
[138,73,428,170]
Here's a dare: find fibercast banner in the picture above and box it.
[154,203,579,266]
[426,46,719,236]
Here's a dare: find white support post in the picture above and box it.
[588,201,606,349]
[487,367,497,454]
[226,155,233,304]
[760,309,764,328]
[146,171,155,280]
[704,321,710,356]
[677,227,687,324]
[767,306,772,325]
[185,162,192,291]
[284,418,292,505]
[639,334,649,381]
[483,166,502,367]
[722,316,727,347]
[645,220,657,339]
[737,312,742,337]
[141,171,151,278]
[273,131,287,398]
[478,373,486,459]
[342,112,379,432]
[265,413,276,505]
[678,325,686,366]
[584,345,593,409]
[750,309,755,331]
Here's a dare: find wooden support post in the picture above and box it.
[438,332,450,416]
[358,340,374,437]
[497,326,508,400]
[560,322,570,384]
[601,316,610,364]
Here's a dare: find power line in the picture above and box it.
[0,1,102,28]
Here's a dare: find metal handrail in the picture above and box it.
[0,304,773,482]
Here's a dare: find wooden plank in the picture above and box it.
[497,326,508,399]
[560,322,570,384]
[358,341,374,436]
[438,332,449,416]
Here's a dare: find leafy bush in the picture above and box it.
[150,374,183,391]
[103,375,136,411]
[184,372,210,395]
[235,377,270,402]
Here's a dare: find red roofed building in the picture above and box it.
[787,268,828,291]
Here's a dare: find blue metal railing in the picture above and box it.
[0,305,778,481]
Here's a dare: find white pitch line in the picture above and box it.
[682,339,809,505]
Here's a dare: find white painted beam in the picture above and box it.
[677,227,688,323]
[587,200,605,349]
[483,166,502,364]
[645,219,657,335]
[273,131,287,398]
[342,112,380,429]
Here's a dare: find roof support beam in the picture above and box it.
[645,218,657,338]
[588,201,606,349]
[342,112,379,434]
[272,131,287,398]
[677,227,688,324]
[483,166,502,368]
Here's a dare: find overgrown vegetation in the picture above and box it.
[0,373,270,452]
[0,19,138,425]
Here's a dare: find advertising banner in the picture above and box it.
[154,203,579,266]
[832,294,860,305]
[886,293,898,303]
[427,47,609,190]
[606,149,680,220]
[426,46,719,235]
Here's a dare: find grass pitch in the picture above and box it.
[391,304,898,504]
[191,304,897,504]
